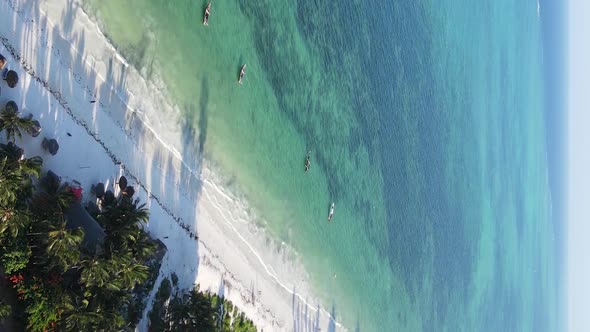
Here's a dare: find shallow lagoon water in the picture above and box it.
[82,0,560,330]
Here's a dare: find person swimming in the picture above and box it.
[304,151,311,172]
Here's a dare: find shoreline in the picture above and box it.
[0,0,345,330]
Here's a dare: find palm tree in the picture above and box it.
[131,230,157,261]
[63,301,124,332]
[0,143,41,238]
[17,156,43,178]
[0,140,22,159]
[0,298,12,320]
[31,185,75,222]
[0,205,29,238]
[0,104,37,142]
[0,144,41,208]
[0,142,42,176]
[79,253,149,299]
[92,309,125,331]
[79,256,122,293]
[112,253,149,290]
[98,198,149,232]
[165,294,197,331]
[64,309,102,331]
[45,221,84,272]
[188,289,216,331]
[0,143,42,176]
[98,198,150,258]
[0,158,23,207]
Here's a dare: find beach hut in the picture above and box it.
[93,182,105,199]
[64,201,106,251]
[86,201,100,216]
[38,171,105,251]
[41,170,61,193]
[103,190,115,206]
[40,170,61,193]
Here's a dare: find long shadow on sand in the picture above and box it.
[292,286,339,332]
[0,0,208,328]
[327,305,337,332]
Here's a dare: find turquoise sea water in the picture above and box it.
[81,0,561,330]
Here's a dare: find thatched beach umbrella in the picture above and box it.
[123,186,135,198]
[94,182,105,199]
[42,170,61,194]
[5,101,18,113]
[104,190,115,206]
[5,70,18,88]
[118,176,128,191]
[27,120,41,137]
[42,138,59,155]
[86,201,100,216]
[1,141,24,161]
[47,140,59,155]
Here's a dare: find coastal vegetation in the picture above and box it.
[147,275,256,332]
[0,101,37,142]
[0,141,159,330]
[0,101,257,331]
[0,99,163,331]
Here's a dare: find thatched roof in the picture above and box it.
[64,202,106,251]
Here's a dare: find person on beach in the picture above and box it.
[0,54,8,79]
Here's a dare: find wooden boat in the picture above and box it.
[238,64,246,84]
[203,2,211,25]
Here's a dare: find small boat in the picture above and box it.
[238,64,246,84]
[328,203,335,222]
[203,2,211,25]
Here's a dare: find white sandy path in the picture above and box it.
[0,0,346,331]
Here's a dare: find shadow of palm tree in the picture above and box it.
[197,77,209,155]
[327,304,336,332]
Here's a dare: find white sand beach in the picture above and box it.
[0,0,343,330]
